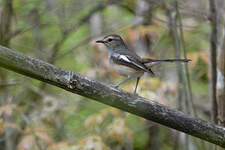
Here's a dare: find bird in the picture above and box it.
[96,34,191,94]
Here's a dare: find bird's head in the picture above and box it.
[96,34,127,50]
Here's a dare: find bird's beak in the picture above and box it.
[96,40,105,43]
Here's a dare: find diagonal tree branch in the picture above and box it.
[0,45,225,147]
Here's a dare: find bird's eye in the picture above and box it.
[108,38,112,42]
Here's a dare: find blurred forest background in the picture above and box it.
[0,0,225,150]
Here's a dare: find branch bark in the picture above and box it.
[0,45,225,147]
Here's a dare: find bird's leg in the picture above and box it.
[134,77,140,94]
[113,76,132,88]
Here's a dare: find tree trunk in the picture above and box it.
[146,122,160,150]
[90,12,102,37]
[134,0,153,25]
[209,0,218,124]
[217,32,225,126]
[215,0,225,128]
[0,0,13,101]
[209,1,225,149]
[0,1,17,150]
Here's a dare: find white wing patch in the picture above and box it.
[119,55,131,63]
[115,54,149,72]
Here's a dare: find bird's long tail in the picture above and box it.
[142,58,191,63]
[142,58,191,68]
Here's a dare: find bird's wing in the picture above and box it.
[111,50,154,75]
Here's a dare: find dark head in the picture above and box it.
[96,34,127,51]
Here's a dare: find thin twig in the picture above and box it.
[176,0,197,117]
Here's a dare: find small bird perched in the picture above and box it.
[96,34,191,94]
